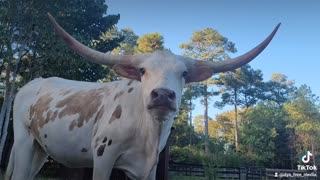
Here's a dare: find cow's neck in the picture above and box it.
[136,109,174,174]
[140,111,162,152]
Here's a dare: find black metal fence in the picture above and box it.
[169,163,319,180]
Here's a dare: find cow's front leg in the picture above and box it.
[92,139,117,180]
[146,165,157,180]
[92,150,117,180]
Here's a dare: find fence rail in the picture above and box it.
[169,163,319,180]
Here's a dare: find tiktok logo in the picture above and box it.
[302,151,313,164]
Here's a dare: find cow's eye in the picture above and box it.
[139,68,145,75]
[182,71,188,78]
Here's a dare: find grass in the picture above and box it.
[169,175,207,180]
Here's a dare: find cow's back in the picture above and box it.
[14,77,108,125]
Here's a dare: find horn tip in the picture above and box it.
[47,12,53,18]
[275,23,281,31]
[47,12,55,23]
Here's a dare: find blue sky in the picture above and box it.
[107,0,320,118]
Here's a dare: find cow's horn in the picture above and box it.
[208,23,281,73]
[47,13,134,66]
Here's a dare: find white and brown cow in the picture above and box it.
[5,13,280,180]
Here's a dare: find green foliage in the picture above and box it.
[171,87,204,147]
[112,28,138,55]
[180,27,237,153]
[1,0,121,84]
[214,111,235,145]
[111,30,166,55]
[170,145,204,164]
[213,65,264,150]
[179,28,236,60]
[240,103,278,166]
[263,73,296,106]
[193,115,220,138]
[203,150,244,168]
[214,65,264,109]
[284,85,320,163]
[137,32,164,53]
[171,110,201,147]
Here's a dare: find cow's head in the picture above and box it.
[48,13,280,120]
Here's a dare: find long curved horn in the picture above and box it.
[47,13,135,66]
[209,23,281,73]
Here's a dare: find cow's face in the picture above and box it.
[113,51,189,119]
[113,51,223,120]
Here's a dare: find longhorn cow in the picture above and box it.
[5,13,280,180]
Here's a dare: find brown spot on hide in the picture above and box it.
[81,148,88,152]
[102,137,108,143]
[27,126,31,136]
[128,87,134,93]
[108,139,112,146]
[94,105,105,124]
[56,89,104,131]
[69,121,77,131]
[114,91,124,101]
[97,144,106,156]
[109,105,122,124]
[127,80,134,86]
[30,93,54,138]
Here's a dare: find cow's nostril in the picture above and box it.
[151,90,159,99]
[168,91,176,100]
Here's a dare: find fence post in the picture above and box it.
[156,142,169,180]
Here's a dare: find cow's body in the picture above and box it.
[11,76,173,179]
[5,13,280,180]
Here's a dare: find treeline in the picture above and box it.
[171,69,320,169]
[170,22,320,169]
[1,0,319,170]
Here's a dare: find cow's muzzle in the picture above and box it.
[147,88,176,111]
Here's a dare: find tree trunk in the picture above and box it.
[189,98,192,146]
[0,64,11,165]
[0,96,14,165]
[312,142,316,166]
[0,56,20,165]
[234,87,239,150]
[0,45,4,76]
[204,84,209,154]
[0,61,4,78]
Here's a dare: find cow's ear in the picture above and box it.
[113,64,141,81]
[185,61,214,83]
